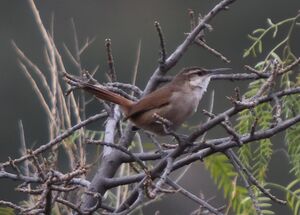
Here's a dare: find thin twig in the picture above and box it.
[143,0,237,95]
[150,157,173,197]
[86,139,149,173]
[105,38,117,82]
[106,82,143,96]
[195,39,230,63]
[18,120,29,176]
[278,57,300,74]
[0,200,25,213]
[12,41,53,101]
[228,151,286,204]
[1,113,106,167]
[131,40,141,96]
[167,179,223,215]
[225,149,262,214]
[18,62,55,125]
[154,21,167,66]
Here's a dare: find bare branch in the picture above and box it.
[143,0,237,95]
[225,149,262,214]
[167,179,223,215]
[86,139,149,173]
[154,21,167,66]
[1,113,106,167]
[105,38,117,82]
[195,39,230,63]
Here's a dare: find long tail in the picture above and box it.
[79,82,133,114]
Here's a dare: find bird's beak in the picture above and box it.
[207,68,231,75]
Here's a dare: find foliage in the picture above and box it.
[205,154,274,214]
[205,12,300,214]
[236,78,273,183]
[205,154,251,214]
[268,180,300,215]
[243,14,300,59]
[0,207,14,215]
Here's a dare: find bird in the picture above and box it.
[65,67,230,135]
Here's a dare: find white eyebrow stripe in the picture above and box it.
[186,70,201,75]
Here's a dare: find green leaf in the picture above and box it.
[205,154,257,214]
[258,40,263,53]
[243,49,251,58]
[0,207,14,215]
[236,77,273,182]
[251,47,257,57]
[267,18,274,26]
[262,210,275,215]
[282,77,300,178]
[272,25,278,38]
[248,34,258,41]
[252,28,265,34]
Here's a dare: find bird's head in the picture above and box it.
[174,67,231,90]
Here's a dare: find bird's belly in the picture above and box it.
[170,91,201,117]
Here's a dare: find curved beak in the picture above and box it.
[207,68,231,75]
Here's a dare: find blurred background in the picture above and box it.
[0,0,299,214]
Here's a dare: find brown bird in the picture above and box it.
[65,67,230,135]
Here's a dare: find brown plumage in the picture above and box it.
[66,67,230,135]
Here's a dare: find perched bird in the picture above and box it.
[65,67,230,135]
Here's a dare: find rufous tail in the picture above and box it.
[81,83,133,114]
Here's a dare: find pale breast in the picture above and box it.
[168,90,202,125]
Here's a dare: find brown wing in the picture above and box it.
[126,84,174,119]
